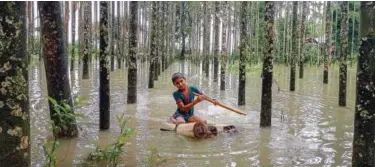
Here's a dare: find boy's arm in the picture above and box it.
[173,91,202,112]
[191,86,219,106]
[176,96,203,112]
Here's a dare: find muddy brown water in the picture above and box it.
[29,60,356,167]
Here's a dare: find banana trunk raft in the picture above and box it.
[160,122,238,139]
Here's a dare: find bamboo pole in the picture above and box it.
[193,92,246,116]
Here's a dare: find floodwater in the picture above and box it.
[29,59,356,167]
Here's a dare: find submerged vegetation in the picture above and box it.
[87,114,133,166]
[43,97,84,167]
[0,1,374,167]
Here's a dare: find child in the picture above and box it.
[170,72,210,124]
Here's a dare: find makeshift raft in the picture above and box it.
[160,121,237,139]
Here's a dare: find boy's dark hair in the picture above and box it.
[171,72,185,83]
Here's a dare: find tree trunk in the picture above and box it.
[165,2,170,70]
[161,2,166,71]
[148,2,157,89]
[260,1,275,127]
[220,1,228,91]
[117,1,122,69]
[28,2,34,56]
[154,2,161,81]
[339,2,348,106]
[99,2,110,130]
[70,2,76,72]
[180,2,186,59]
[78,2,82,65]
[64,1,69,54]
[284,2,291,65]
[39,2,77,137]
[323,1,331,84]
[156,2,162,78]
[93,2,98,61]
[213,1,220,82]
[162,2,168,71]
[352,2,375,166]
[127,2,138,104]
[289,2,298,91]
[124,2,129,67]
[82,2,91,79]
[203,2,210,77]
[299,1,307,79]
[0,2,30,166]
[110,2,115,71]
[335,8,342,65]
[238,1,248,105]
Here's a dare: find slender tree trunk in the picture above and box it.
[220,1,228,91]
[70,2,76,72]
[127,2,138,104]
[238,1,248,105]
[323,1,331,84]
[82,2,91,79]
[78,2,82,65]
[299,2,307,79]
[283,2,289,65]
[351,2,356,61]
[213,1,220,82]
[164,2,169,70]
[28,2,34,56]
[124,2,129,67]
[117,1,122,69]
[121,2,125,65]
[285,2,291,65]
[161,2,166,71]
[339,2,348,106]
[99,2,110,129]
[203,2,210,77]
[226,2,232,61]
[0,2,30,166]
[260,1,275,127]
[170,2,176,65]
[110,2,115,71]
[232,2,237,57]
[335,8,342,64]
[155,2,161,80]
[352,2,375,166]
[180,2,186,59]
[39,1,77,137]
[289,2,298,91]
[94,2,98,61]
[79,2,84,65]
[148,2,157,89]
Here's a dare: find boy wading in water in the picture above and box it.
[170,73,218,124]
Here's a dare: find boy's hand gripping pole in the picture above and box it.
[193,92,246,116]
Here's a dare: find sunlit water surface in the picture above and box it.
[29,60,356,167]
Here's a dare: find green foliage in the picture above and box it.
[87,114,133,167]
[43,140,59,167]
[43,97,85,167]
[48,97,83,136]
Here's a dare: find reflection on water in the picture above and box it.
[30,60,355,166]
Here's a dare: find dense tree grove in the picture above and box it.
[1,1,373,166]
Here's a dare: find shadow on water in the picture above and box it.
[29,59,356,166]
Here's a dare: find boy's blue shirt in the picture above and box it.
[172,85,201,118]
